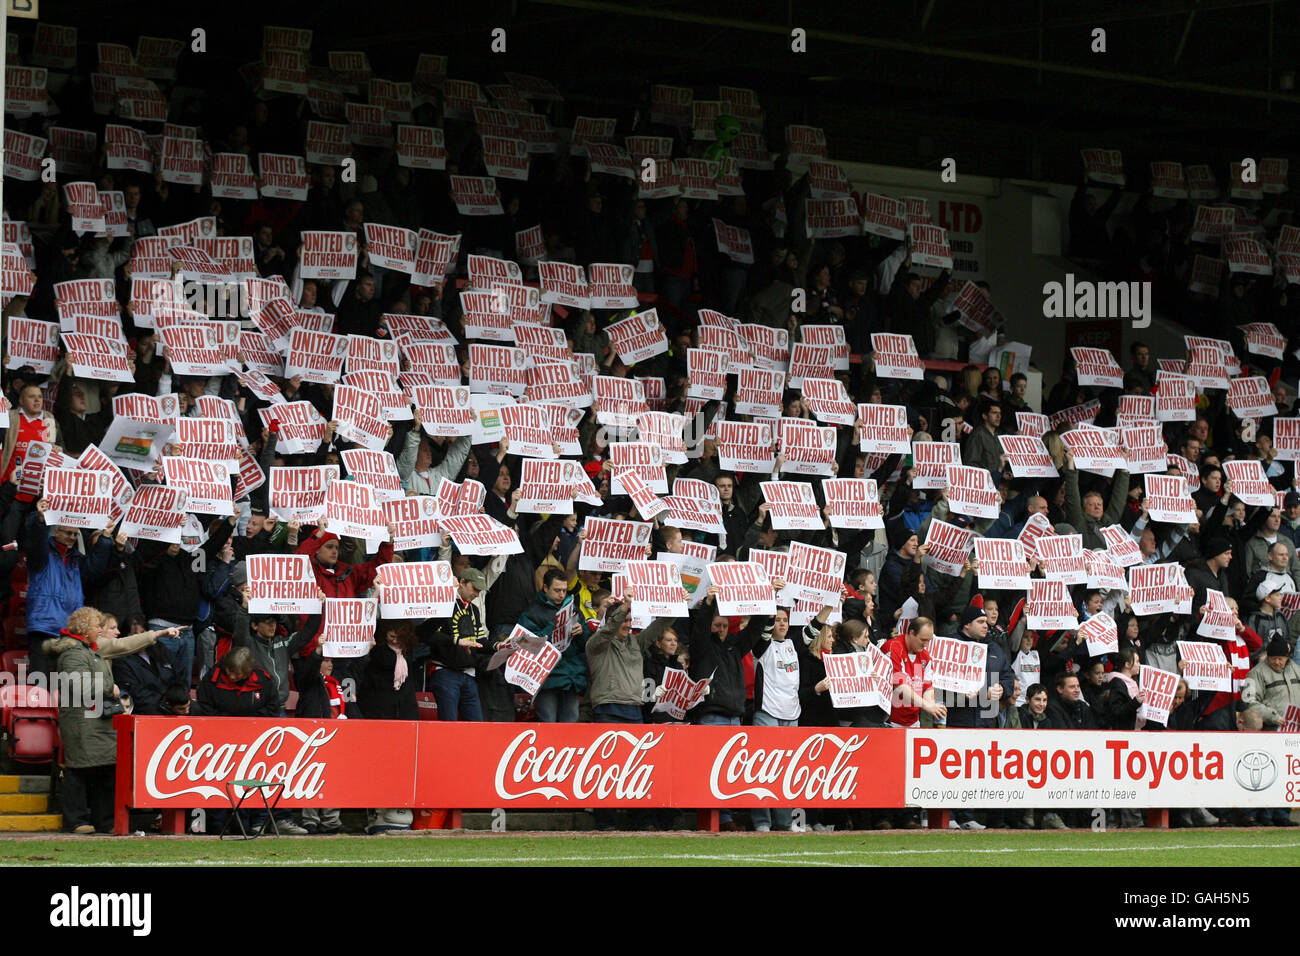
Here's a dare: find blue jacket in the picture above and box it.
[24,512,112,636]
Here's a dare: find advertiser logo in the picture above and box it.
[144,724,338,800]
[493,729,663,801]
[708,732,866,801]
[1233,750,1277,792]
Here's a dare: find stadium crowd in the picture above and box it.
[1,28,1299,837]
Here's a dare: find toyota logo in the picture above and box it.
[1234,751,1277,792]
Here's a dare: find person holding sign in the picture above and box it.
[223,587,325,716]
[1099,647,1147,732]
[690,581,785,829]
[586,589,671,831]
[1062,447,1130,551]
[296,520,396,713]
[752,602,816,832]
[521,568,588,723]
[415,568,496,722]
[23,498,115,677]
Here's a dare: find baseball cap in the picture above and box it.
[1257,579,1288,602]
[1285,492,1300,509]
[459,568,487,590]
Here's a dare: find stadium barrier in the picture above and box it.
[113,716,1299,834]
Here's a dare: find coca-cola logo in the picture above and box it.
[708,732,866,801]
[144,724,339,800]
[493,729,663,801]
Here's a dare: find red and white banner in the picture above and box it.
[860,193,906,240]
[1100,524,1142,567]
[785,541,846,606]
[320,599,379,658]
[1143,474,1196,523]
[823,478,883,530]
[908,223,952,269]
[269,465,338,524]
[625,560,689,618]
[1227,376,1275,419]
[858,403,911,454]
[945,464,1000,520]
[579,516,653,573]
[1188,255,1225,296]
[1071,347,1124,388]
[1155,371,1196,422]
[300,231,359,281]
[1038,533,1086,585]
[760,480,821,531]
[260,402,328,455]
[1082,148,1125,186]
[285,328,348,385]
[325,479,388,540]
[974,538,1030,591]
[5,317,60,373]
[1138,665,1179,725]
[870,333,924,380]
[1149,161,1187,199]
[1241,322,1286,360]
[777,419,837,477]
[120,485,188,544]
[42,467,114,529]
[1177,640,1232,692]
[912,441,961,490]
[686,348,728,401]
[1078,612,1119,657]
[823,647,892,710]
[1015,412,1050,439]
[710,562,776,617]
[503,631,563,696]
[663,478,725,536]
[396,125,446,170]
[1222,459,1275,506]
[610,442,667,494]
[1130,563,1192,616]
[1224,234,1271,276]
[926,636,987,697]
[162,458,233,515]
[1027,579,1078,630]
[248,553,321,615]
[805,198,859,239]
[712,218,754,264]
[450,176,504,216]
[605,309,668,365]
[998,434,1058,478]
[593,376,649,428]
[1119,424,1165,474]
[258,153,309,201]
[372,560,456,619]
[1273,417,1300,461]
[63,333,134,383]
[715,420,775,474]
[1061,427,1124,473]
[363,223,417,275]
[923,518,973,577]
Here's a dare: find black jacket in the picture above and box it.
[112,642,179,716]
[945,635,1015,729]
[197,665,281,717]
[685,602,765,721]
[1047,694,1099,729]
[358,642,418,720]
[1100,675,1143,731]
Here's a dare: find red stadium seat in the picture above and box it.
[0,651,29,681]
[1,616,26,652]
[0,684,59,765]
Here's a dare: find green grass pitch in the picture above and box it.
[1,829,1297,867]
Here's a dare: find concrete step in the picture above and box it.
[0,794,47,813]
[0,775,51,794]
[0,813,60,831]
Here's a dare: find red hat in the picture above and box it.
[317,531,340,545]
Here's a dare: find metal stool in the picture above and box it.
[219,778,284,840]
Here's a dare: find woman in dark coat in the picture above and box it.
[358,621,418,720]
